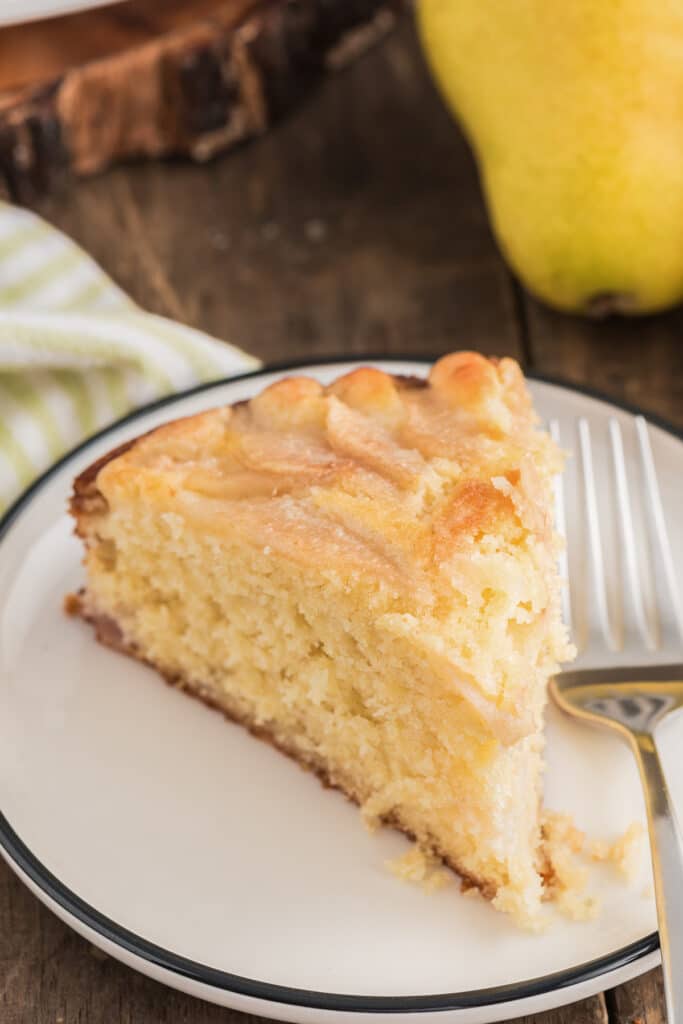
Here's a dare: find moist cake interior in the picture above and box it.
[70,353,572,924]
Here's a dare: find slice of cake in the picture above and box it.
[69,352,572,923]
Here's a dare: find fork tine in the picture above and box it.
[636,416,683,648]
[549,419,573,639]
[578,418,616,651]
[608,418,653,650]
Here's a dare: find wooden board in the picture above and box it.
[31,16,516,363]
[0,0,403,200]
[606,969,666,1024]
[0,15,675,1024]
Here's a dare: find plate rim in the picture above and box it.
[1,354,675,1014]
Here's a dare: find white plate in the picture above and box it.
[0,0,123,28]
[1,359,681,1024]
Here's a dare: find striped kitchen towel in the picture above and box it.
[0,201,259,516]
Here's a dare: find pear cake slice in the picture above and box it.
[69,353,572,924]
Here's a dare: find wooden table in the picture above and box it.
[1,16,679,1024]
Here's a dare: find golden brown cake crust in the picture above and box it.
[69,372,427,523]
[70,437,137,529]
[71,354,558,567]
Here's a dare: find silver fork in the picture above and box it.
[549,414,683,1023]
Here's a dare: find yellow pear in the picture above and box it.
[418,0,683,315]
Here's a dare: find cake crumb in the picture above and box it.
[542,811,585,854]
[542,810,588,895]
[556,890,601,922]
[423,868,452,892]
[589,821,645,881]
[588,838,609,861]
[542,812,645,922]
[542,811,599,920]
[387,846,452,892]
[387,846,430,882]
[63,592,81,616]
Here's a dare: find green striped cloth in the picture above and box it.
[0,201,259,515]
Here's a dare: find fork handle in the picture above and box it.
[632,731,683,1024]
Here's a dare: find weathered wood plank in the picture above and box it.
[607,969,666,1024]
[0,0,404,201]
[31,21,521,365]
[519,994,609,1024]
[523,292,683,427]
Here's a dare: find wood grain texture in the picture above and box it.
[30,20,519,364]
[0,0,403,199]
[519,994,609,1024]
[0,0,261,92]
[0,15,675,1024]
[523,293,683,428]
[606,969,666,1024]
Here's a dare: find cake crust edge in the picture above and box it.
[69,372,431,523]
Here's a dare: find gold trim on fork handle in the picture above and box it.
[551,669,683,1024]
[632,728,683,1021]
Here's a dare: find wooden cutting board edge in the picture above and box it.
[0,0,406,200]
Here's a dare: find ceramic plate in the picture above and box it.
[1,359,682,1023]
[0,0,123,28]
